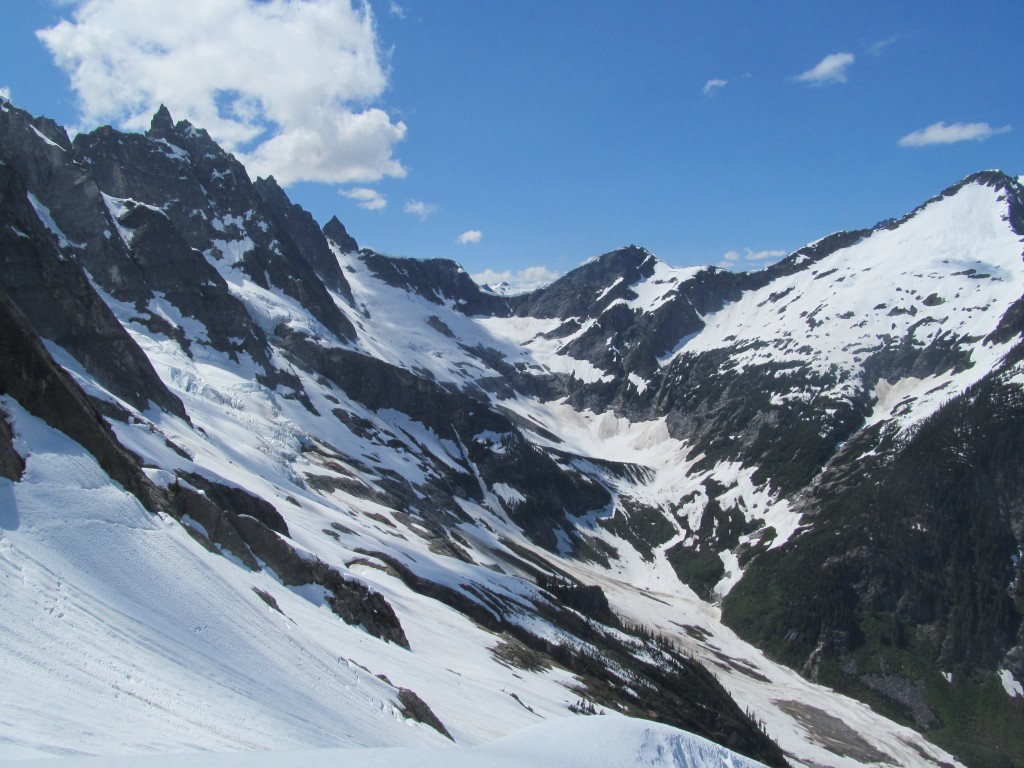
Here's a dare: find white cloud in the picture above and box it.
[472,266,560,293]
[37,0,406,185]
[457,229,482,245]
[702,78,728,96]
[404,200,439,220]
[0,86,10,101]
[898,121,1011,148]
[389,2,406,18]
[720,247,787,269]
[341,187,387,210]
[795,52,855,85]
[869,35,899,56]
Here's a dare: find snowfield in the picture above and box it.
[0,717,765,768]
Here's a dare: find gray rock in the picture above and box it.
[0,408,24,482]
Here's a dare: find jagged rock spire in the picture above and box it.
[149,104,175,137]
[323,215,359,253]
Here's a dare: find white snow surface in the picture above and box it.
[26,192,79,251]
[624,259,706,314]
[999,669,1023,698]
[0,717,763,768]
[0,398,451,759]
[29,126,64,152]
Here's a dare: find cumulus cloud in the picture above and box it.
[795,52,855,85]
[0,86,10,101]
[472,266,560,293]
[898,121,1011,147]
[341,187,387,210]
[457,229,482,245]
[720,247,787,269]
[702,78,728,96]
[37,0,407,185]
[404,200,439,220]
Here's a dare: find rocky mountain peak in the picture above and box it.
[583,244,658,284]
[511,245,659,322]
[68,105,358,344]
[874,169,1024,239]
[254,177,356,304]
[323,214,359,252]
[148,103,176,137]
[956,168,1020,194]
[143,104,213,153]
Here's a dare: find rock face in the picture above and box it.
[723,349,1024,760]
[254,176,355,303]
[0,282,162,512]
[3,98,1024,767]
[358,250,511,317]
[73,106,356,344]
[0,106,188,419]
[322,214,359,253]
[0,407,25,482]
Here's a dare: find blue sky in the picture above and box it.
[1,1,1021,287]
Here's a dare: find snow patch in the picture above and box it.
[30,125,65,151]
[491,483,526,506]
[27,192,80,251]
[999,669,1023,698]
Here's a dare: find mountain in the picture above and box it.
[1,96,1022,767]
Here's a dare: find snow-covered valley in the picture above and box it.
[2,97,1023,768]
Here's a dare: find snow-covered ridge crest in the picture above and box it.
[673,174,1024,421]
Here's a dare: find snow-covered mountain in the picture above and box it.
[1,97,1022,768]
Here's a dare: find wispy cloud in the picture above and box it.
[38,0,406,186]
[898,121,1011,147]
[388,2,406,19]
[720,247,787,269]
[404,200,439,221]
[795,52,855,85]
[457,229,482,245]
[341,187,388,210]
[472,266,560,293]
[702,78,728,96]
[869,35,899,56]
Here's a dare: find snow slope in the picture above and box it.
[0,717,764,768]
[0,397,453,758]
[675,180,1024,427]
[1,391,773,767]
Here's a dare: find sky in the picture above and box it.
[0,1,1021,289]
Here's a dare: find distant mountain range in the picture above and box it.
[1,95,1022,768]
